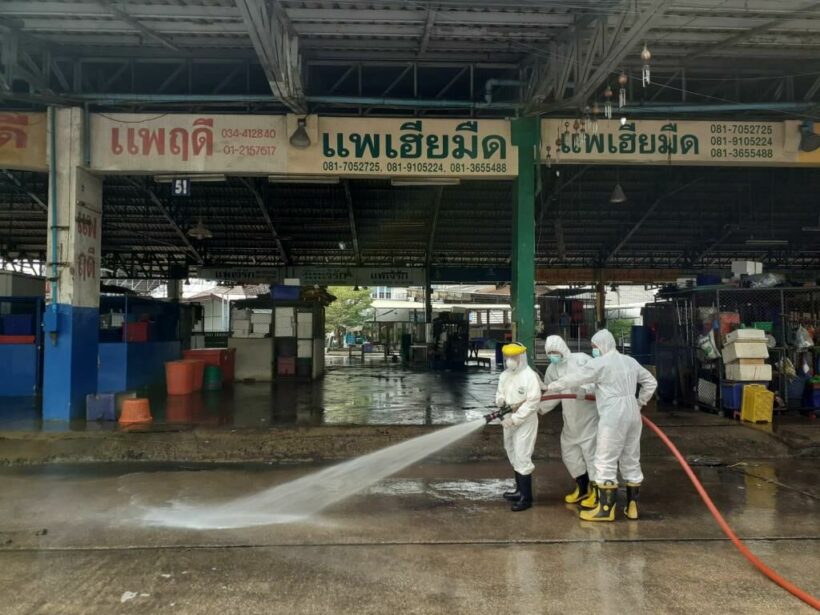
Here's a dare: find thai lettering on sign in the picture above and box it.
[0,113,48,172]
[288,117,518,178]
[540,119,818,167]
[90,114,288,174]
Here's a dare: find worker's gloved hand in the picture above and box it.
[501,416,514,428]
[547,381,563,393]
[496,397,506,409]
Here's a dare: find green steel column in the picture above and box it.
[511,117,539,363]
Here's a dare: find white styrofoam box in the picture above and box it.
[251,313,273,325]
[247,332,268,338]
[111,313,125,327]
[723,341,769,363]
[731,260,763,277]
[231,308,251,320]
[297,312,313,338]
[275,307,295,336]
[725,328,766,344]
[284,278,300,286]
[726,363,772,381]
[297,339,313,358]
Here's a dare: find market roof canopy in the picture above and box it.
[1,1,819,115]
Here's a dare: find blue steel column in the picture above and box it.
[43,108,102,421]
[510,117,539,363]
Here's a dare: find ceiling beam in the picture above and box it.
[96,0,184,53]
[418,9,436,55]
[605,175,708,264]
[125,179,203,264]
[235,0,305,112]
[570,0,671,108]
[238,178,289,266]
[342,180,361,266]
[684,1,820,62]
[0,171,48,212]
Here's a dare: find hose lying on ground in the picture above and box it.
[536,394,820,611]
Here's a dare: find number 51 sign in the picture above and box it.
[171,178,191,196]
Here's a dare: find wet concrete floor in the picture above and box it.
[0,458,817,614]
[0,362,501,430]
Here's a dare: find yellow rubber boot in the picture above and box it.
[579,483,617,522]
[564,473,590,504]
[625,483,640,520]
[579,482,598,509]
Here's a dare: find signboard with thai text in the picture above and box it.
[541,119,819,167]
[0,112,47,172]
[89,114,288,174]
[287,116,517,178]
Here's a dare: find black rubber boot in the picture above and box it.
[503,472,522,501]
[511,474,533,512]
[564,472,590,504]
[625,483,640,520]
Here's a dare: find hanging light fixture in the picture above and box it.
[187,218,213,240]
[609,183,627,204]
[603,85,613,119]
[641,43,652,87]
[289,117,311,148]
[618,71,628,109]
[610,167,626,204]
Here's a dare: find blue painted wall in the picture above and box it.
[0,344,39,396]
[98,341,181,393]
[42,304,99,421]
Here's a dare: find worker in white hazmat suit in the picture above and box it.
[495,342,542,512]
[539,335,598,505]
[547,329,657,522]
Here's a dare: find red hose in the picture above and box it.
[641,415,820,610]
[538,393,820,609]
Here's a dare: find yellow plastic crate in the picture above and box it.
[740,384,774,424]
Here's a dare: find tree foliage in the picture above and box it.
[325,286,374,333]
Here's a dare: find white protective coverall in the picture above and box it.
[495,352,542,476]
[547,330,657,484]
[540,336,598,481]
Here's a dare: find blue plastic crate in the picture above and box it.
[86,393,116,421]
[3,314,34,336]
[721,382,744,410]
[271,285,300,300]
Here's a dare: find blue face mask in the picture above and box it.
[548,354,562,365]
[592,348,601,358]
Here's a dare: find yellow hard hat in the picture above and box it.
[502,342,527,357]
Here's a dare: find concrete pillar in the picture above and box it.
[43,107,102,421]
[595,279,607,330]
[167,279,182,302]
[511,117,539,362]
[424,266,432,342]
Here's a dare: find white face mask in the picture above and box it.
[505,358,519,370]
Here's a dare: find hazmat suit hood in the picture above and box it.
[591,329,617,355]
[545,335,572,359]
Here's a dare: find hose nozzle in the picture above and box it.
[483,406,512,423]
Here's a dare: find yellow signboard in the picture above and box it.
[88,113,518,178]
[287,116,517,178]
[0,112,47,172]
[90,114,288,174]
[541,119,818,167]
